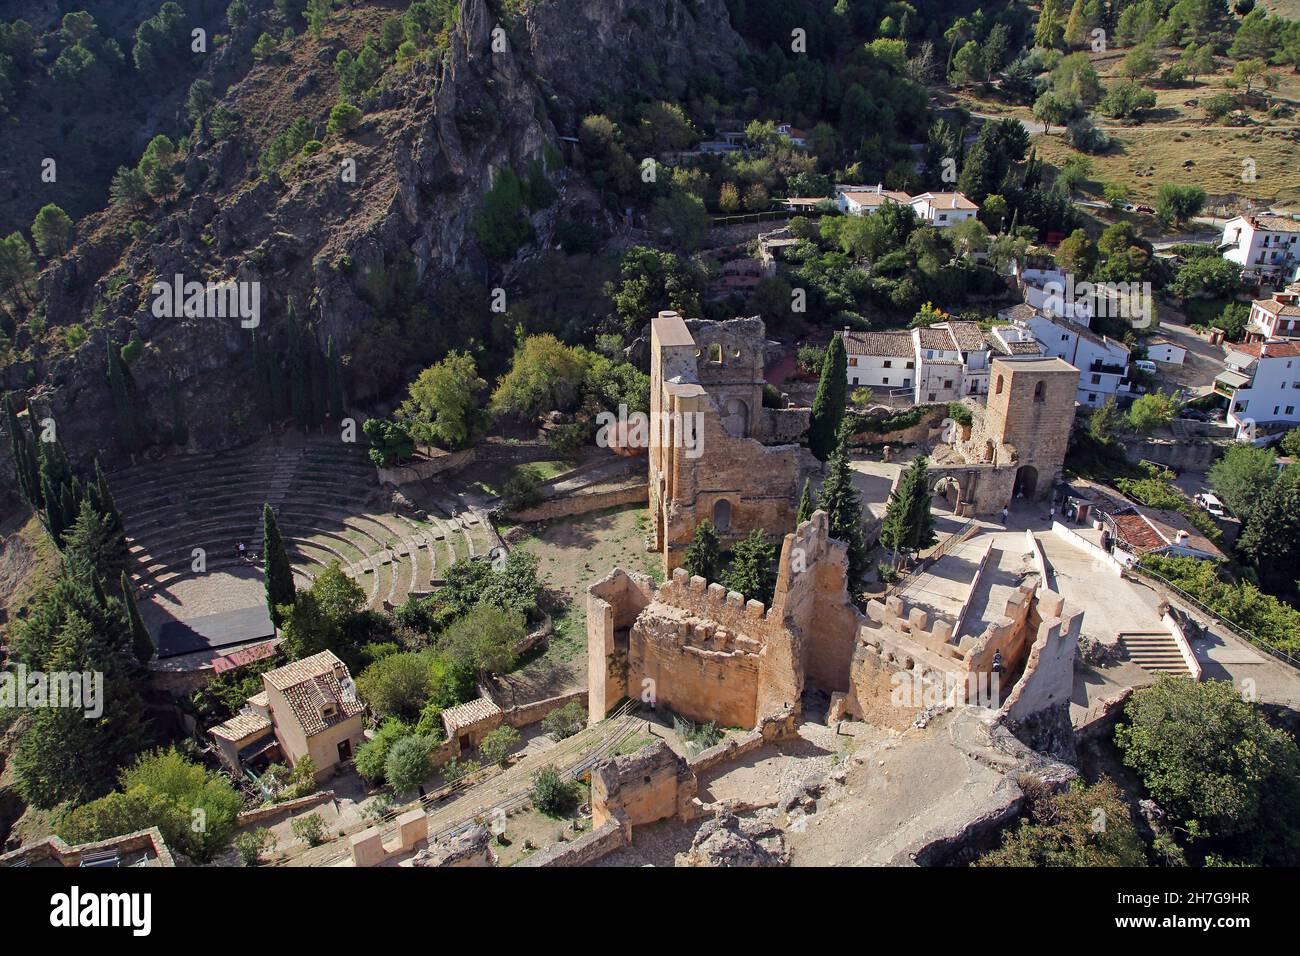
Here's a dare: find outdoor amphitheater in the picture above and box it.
[108,434,500,657]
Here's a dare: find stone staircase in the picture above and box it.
[1121,631,1194,676]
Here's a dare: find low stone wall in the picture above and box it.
[503,690,588,729]
[1051,521,1123,574]
[377,447,476,485]
[688,708,799,774]
[236,790,335,828]
[508,483,648,522]
[515,818,629,867]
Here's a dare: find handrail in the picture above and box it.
[1124,566,1300,671]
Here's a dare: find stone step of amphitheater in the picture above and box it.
[109,434,498,612]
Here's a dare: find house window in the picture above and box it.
[849,357,858,367]
[1287,406,1296,415]
[1089,393,1098,403]
[904,378,912,386]
[1275,406,1281,415]
[883,359,892,368]
[906,361,914,368]
[928,393,937,402]
[943,380,953,389]
[882,377,890,385]
[1092,374,1101,384]
[1061,334,1069,341]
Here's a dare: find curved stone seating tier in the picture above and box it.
[124,486,374,538]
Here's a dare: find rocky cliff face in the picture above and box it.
[2,0,745,482]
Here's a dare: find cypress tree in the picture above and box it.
[682,519,721,582]
[94,458,125,537]
[121,570,154,663]
[880,455,938,569]
[796,478,814,525]
[808,334,848,462]
[263,503,296,627]
[326,335,344,420]
[816,420,870,582]
[286,302,312,427]
[106,338,140,453]
[4,393,41,507]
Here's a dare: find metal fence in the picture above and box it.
[1125,565,1300,671]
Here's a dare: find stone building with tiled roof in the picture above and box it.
[211,650,365,783]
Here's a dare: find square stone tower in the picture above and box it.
[982,357,1078,499]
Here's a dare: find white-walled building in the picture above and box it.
[1245,286,1300,341]
[998,305,1130,407]
[1009,262,1095,325]
[842,330,916,394]
[834,185,980,228]
[1215,339,1300,438]
[836,184,911,216]
[1220,214,1300,282]
[909,192,979,228]
[1144,336,1186,365]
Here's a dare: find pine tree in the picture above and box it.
[816,421,870,582]
[880,455,938,569]
[121,570,154,663]
[1064,0,1087,47]
[1237,470,1300,593]
[809,334,848,462]
[721,529,777,605]
[796,478,814,525]
[263,503,296,627]
[63,498,128,581]
[106,338,140,453]
[9,569,149,809]
[682,519,721,582]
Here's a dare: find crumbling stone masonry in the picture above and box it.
[648,311,811,574]
[590,511,1080,738]
[927,357,1079,514]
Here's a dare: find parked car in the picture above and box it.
[1195,493,1229,518]
[1179,409,1209,421]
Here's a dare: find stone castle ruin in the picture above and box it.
[590,510,1080,747]
[926,357,1079,516]
[648,312,812,574]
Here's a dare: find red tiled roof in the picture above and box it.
[1230,340,1300,359]
[841,330,914,357]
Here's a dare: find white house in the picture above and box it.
[841,330,916,394]
[1008,308,1131,407]
[1215,339,1300,438]
[836,184,911,216]
[1220,214,1300,282]
[1144,335,1186,365]
[912,321,993,403]
[1009,262,1095,325]
[1245,286,1300,341]
[775,123,808,148]
[908,192,979,229]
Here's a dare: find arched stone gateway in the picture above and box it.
[1014,465,1038,497]
[932,476,962,510]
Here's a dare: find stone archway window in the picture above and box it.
[721,397,748,439]
[1033,380,1045,402]
[708,343,723,364]
[995,374,1004,395]
[713,498,732,533]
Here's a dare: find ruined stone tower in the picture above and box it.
[648,311,808,574]
[980,357,1078,499]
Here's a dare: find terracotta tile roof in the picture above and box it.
[841,189,910,206]
[947,321,987,352]
[441,697,503,734]
[1111,512,1165,553]
[248,690,268,708]
[841,330,914,358]
[1253,297,1300,317]
[264,651,364,738]
[1250,215,1300,232]
[211,711,272,743]
[917,326,958,351]
[1231,340,1300,359]
[999,303,1037,323]
[914,191,979,210]
[1003,340,1046,355]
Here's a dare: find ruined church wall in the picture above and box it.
[587,569,653,723]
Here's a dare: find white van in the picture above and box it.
[1195,493,1228,518]
[1134,359,1158,375]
